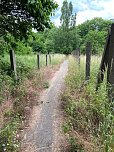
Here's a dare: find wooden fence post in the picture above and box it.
[37,53,40,69]
[97,24,114,99]
[86,42,91,80]
[75,49,78,62]
[9,49,17,80]
[97,31,110,86]
[46,54,48,66]
[78,48,80,65]
[49,54,51,65]
[75,48,80,65]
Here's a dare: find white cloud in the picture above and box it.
[77,0,114,25]
[52,16,61,27]
[52,0,114,26]
[100,0,114,18]
[55,0,63,6]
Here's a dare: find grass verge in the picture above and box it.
[0,54,65,152]
[62,56,114,152]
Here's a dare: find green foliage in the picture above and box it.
[0,37,8,56]
[28,32,45,53]
[62,121,72,133]
[15,41,32,55]
[44,17,112,55]
[0,112,21,152]
[0,0,58,39]
[63,56,114,151]
[0,34,16,55]
[0,53,65,151]
[0,73,13,104]
[51,0,79,54]
[60,0,73,30]
[85,30,106,54]
[45,39,54,53]
[43,81,49,89]
[78,17,112,38]
[0,0,58,55]
[0,33,33,55]
[31,41,43,53]
[77,17,112,54]
[68,136,84,152]
[0,54,65,104]
[44,27,80,54]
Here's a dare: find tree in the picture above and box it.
[0,0,58,39]
[71,13,77,28]
[45,39,54,53]
[84,30,106,54]
[59,0,80,54]
[60,0,73,30]
[43,26,80,54]
[77,17,112,54]
[78,17,112,38]
[28,32,45,53]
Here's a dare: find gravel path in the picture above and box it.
[22,60,68,152]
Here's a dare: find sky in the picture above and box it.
[51,0,114,26]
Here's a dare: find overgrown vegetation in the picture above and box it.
[0,0,58,38]
[0,53,65,152]
[0,0,113,151]
[1,2,112,56]
[62,56,114,152]
[39,17,112,55]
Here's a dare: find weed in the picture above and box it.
[62,56,114,152]
[43,81,49,89]
[68,136,84,152]
[62,121,72,133]
[0,53,65,152]
[0,117,21,152]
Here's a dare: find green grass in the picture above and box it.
[0,115,21,152]
[1,53,66,70]
[16,53,66,68]
[43,81,49,89]
[0,53,65,152]
[62,55,114,152]
[0,53,65,103]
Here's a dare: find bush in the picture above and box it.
[15,41,32,55]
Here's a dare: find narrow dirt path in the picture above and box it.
[21,60,68,152]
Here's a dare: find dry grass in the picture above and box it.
[0,60,62,152]
[62,55,113,152]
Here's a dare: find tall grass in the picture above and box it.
[1,53,64,90]
[0,53,65,152]
[62,55,114,152]
[2,53,66,69]
[0,53,66,103]
[16,54,65,68]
